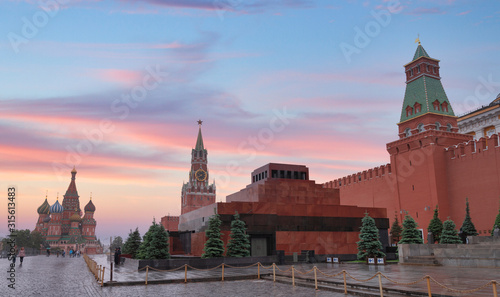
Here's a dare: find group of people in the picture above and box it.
[52,248,81,258]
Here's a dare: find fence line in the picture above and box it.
[135,262,498,296]
[83,254,105,287]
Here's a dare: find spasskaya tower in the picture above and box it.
[181,120,216,214]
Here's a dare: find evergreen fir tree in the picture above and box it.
[461,198,478,237]
[427,205,443,243]
[390,214,402,245]
[357,213,385,260]
[123,227,142,259]
[440,219,462,244]
[136,219,170,259]
[202,211,225,258]
[226,212,250,257]
[399,215,423,244]
[491,201,500,236]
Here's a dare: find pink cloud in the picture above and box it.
[457,10,471,16]
[92,69,143,85]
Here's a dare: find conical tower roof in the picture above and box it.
[64,166,79,198]
[412,43,430,61]
[195,120,204,150]
[400,43,455,123]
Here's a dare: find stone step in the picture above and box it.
[403,256,441,266]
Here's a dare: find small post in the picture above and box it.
[184,264,187,283]
[222,263,225,281]
[273,263,276,282]
[493,281,498,297]
[101,267,105,287]
[292,265,295,287]
[110,262,113,282]
[257,262,260,279]
[378,272,384,297]
[426,276,432,297]
[145,266,149,285]
[343,270,347,295]
[314,266,318,290]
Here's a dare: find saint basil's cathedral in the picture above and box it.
[34,167,102,254]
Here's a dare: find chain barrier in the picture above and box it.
[429,275,496,294]
[101,258,500,296]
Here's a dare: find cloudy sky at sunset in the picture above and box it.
[1,0,499,241]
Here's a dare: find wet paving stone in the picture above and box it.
[2,255,499,297]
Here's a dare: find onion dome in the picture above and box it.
[43,215,51,223]
[70,212,82,222]
[84,193,95,212]
[50,199,64,214]
[37,198,50,215]
[84,199,95,213]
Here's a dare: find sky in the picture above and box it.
[0,0,499,242]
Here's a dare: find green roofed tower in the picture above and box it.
[397,42,458,138]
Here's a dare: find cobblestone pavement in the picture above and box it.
[0,255,345,297]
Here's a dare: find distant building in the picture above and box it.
[458,93,500,140]
[179,163,389,257]
[181,120,216,215]
[34,168,102,254]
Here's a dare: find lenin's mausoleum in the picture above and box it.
[161,43,500,258]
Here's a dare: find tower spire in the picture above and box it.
[195,119,204,150]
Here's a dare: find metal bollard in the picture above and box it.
[257,263,260,279]
[222,263,225,282]
[145,266,149,285]
[343,270,347,295]
[273,263,276,282]
[314,266,318,290]
[184,264,188,283]
[110,262,113,282]
[292,265,295,287]
[101,267,105,287]
[493,281,498,297]
[426,276,432,297]
[377,272,384,297]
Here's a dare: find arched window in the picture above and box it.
[446,123,452,132]
[405,128,412,137]
[432,100,440,111]
[435,122,441,130]
[417,123,424,133]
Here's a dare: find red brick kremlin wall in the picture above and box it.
[324,133,500,239]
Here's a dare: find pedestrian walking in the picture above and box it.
[18,247,26,265]
[57,250,60,257]
[69,249,73,258]
[114,247,121,265]
[62,250,66,257]
[46,248,50,257]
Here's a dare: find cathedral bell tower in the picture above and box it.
[181,120,216,214]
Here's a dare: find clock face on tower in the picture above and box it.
[195,169,207,181]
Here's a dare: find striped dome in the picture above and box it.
[37,198,50,215]
[50,200,64,214]
[84,199,95,213]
